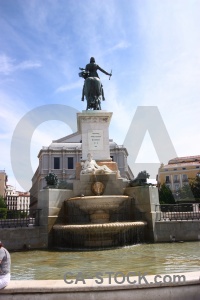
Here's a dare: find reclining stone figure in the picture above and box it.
[81,153,114,175]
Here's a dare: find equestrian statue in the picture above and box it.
[79,57,112,110]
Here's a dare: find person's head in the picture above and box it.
[0,241,3,248]
[87,153,92,161]
[90,57,95,63]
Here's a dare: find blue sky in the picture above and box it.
[0,0,200,191]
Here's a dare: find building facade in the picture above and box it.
[6,185,30,211]
[0,170,7,198]
[157,155,200,192]
[30,131,134,208]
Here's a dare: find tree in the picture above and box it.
[189,174,200,200]
[178,184,194,201]
[0,195,6,208]
[178,174,200,201]
[159,184,175,204]
[0,195,7,219]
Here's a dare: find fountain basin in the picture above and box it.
[53,195,147,248]
[53,221,146,233]
[67,195,130,224]
[53,221,147,248]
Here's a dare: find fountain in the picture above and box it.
[33,109,160,251]
[53,193,146,248]
[3,63,199,300]
[44,111,146,249]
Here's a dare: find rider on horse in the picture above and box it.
[81,57,112,101]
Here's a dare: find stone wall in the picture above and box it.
[154,220,200,242]
[37,188,74,247]
[124,185,160,242]
[0,227,47,251]
[73,173,127,197]
[1,271,200,300]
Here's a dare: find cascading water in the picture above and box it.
[53,194,147,249]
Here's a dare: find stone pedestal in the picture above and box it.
[77,110,112,161]
[37,188,74,247]
[73,173,127,196]
[124,186,160,242]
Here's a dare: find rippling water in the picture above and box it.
[11,242,200,280]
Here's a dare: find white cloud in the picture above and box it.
[16,60,41,71]
[0,54,41,75]
[132,0,200,161]
[0,92,31,191]
[102,81,133,145]
[103,41,131,55]
[1,0,200,187]
[56,80,82,93]
[0,94,24,130]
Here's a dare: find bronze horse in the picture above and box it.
[79,68,103,110]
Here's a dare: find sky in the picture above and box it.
[0,0,200,191]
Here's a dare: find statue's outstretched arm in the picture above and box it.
[97,65,111,76]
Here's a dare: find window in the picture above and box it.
[174,184,180,191]
[54,157,60,169]
[182,174,188,182]
[68,157,74,169]
[110,156,114,161]
[165,176,170,183]
[173,175,179,182]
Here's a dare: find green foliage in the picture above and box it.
[189,175,200,199]
[0,208,7,219]
[7,210,21,219]
[159,184,176,204]
[0,195,6,208]
[20,211,28,218]
[178,184,194,201]
[6,210,27,219]
[178,174,200,201]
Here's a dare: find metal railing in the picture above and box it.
[0,209,41,228]
[173,180,180,183]
[182,178,188,182]
[155,203,200,221]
